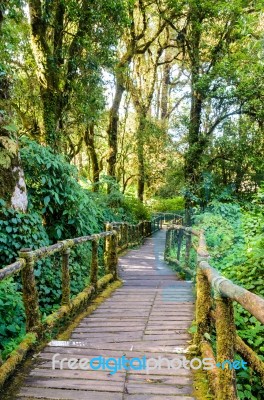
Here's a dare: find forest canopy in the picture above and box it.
[0,0,263,209]
[0,2,264,397]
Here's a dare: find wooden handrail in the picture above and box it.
[165,224,264,399]
[0,216,162,388]
[199,261,264,324]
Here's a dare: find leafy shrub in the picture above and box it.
[150,196,185,212]
[20,138,106,240]
[0,199,50,265]
[0,139,150,359]
[193,197,264,399]
[0,278,25,359]
[123,196,150,221]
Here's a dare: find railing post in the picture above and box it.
[139,223,142,241]
[215,294,237,400]
[195,232,211,348]
[131,225,134,244]
[19,248,41,332]
[104,223,118,280]
[185,233,192,268]
[124,223,129,248]
[194,268,211,347]
[137,224,141,244]
[127,224,131,246]
[143,221,146,237]
[177,228,183,261]
[120,224,124,248]
[90,237,99,289]
[61,247,71,306]
[164,228,171,260]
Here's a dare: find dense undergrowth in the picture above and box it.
[1,139,263,400]
[168,193,263,400]
[192,197,264,399]
[0,139,150,360]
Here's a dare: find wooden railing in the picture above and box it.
[165,224,264,400]
[152,212,184,225]
[0,217,162,387]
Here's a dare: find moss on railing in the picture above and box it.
[0,216,162,389]
[165,223,264,400]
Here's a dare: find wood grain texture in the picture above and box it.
[16,230,196,399]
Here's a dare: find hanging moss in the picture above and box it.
[58,280,122,341]
[61,248,71,306]
[192,367,214,400]
[0,150,19,204]
[0,333,37,389]
[19,250,41,332]
[194,268,212,349]
[90,237,99,289]
[0,278,122,391]
[235,335,264,386]
[215,297,237,400]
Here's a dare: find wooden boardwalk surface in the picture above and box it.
[16,229,196,399]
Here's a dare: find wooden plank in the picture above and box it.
[18,388,123,399]
[125,383,193,395]
[14,229,196,399]
[23,377,124,391]
[123,396,195,400]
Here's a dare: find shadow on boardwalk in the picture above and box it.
[14,229,196,399]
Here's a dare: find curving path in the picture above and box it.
[15,229,196,400]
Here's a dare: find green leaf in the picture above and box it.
[44,196,50,207]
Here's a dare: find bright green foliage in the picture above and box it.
[0,200,50,264]
[123,196,150,221]
[0,138,148,360]
[0,278,25,360]
[20,138,104,240]
[193,196,264,399]
[150,197,185,213]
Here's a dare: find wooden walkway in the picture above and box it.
[16,229,196,399]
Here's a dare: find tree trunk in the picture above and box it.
[84,125,100,192]
[106,74,125,193]
[160,48,171,127]
[0,9,28,212]
[0,136,28,212]
[184,13,203,224]
[40,88,61,151]
[137,117,146,202]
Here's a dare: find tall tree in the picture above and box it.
[0,2,28,211]
[165,0,263,221]
[106,0,167,193]
[28,0,126,152]
[128,49,162,201]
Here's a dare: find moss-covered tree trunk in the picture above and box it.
[184,11,204,226]
[136,116,146,202]
[84,124,100,192]
[40,88,62,151]
[0,7,28,212]
[106,73,125,193]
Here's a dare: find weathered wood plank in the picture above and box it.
[15,229,196,399]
